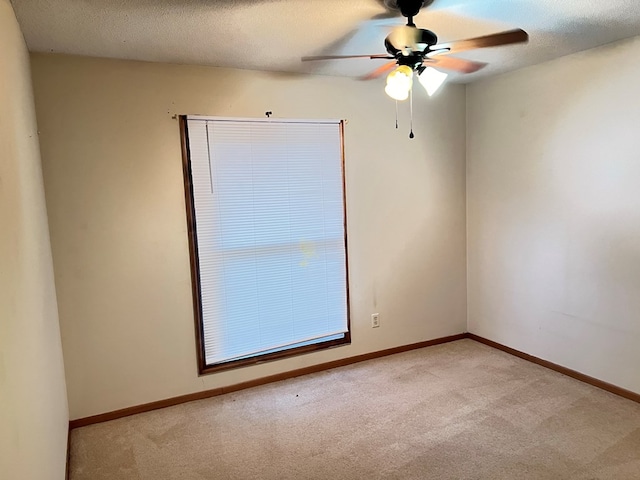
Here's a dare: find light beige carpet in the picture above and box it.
[70,340,640,479]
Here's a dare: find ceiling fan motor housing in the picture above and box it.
[385,28,438,55]
[397,0,425,18]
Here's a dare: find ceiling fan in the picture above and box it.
[302,0,529,102]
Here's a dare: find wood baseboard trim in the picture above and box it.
[69,333,467,429]
[468,333,640,404]
[68,332,639,432]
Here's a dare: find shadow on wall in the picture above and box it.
[469,36,640,377]
[543,39,640,335]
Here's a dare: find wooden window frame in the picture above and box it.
[179,116,351,375]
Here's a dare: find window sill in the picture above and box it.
[198,334,351,376]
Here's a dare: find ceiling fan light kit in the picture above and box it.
[302,0,529,137]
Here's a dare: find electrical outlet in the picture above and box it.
[371,313,380,328]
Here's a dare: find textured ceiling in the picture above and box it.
[11,0,640,82]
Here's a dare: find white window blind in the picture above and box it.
[186,117,349,366]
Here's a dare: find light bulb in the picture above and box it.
[418,67,448,96]
[385,65,413,101]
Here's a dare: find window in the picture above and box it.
[180,116,350,373]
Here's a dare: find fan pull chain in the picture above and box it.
[409,87,415,139]
[395,100,399,129]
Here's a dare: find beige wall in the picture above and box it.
[31,54,468,420]
[0,1,69,478]
[467,36,640,394]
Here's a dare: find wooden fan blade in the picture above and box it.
[427,56,487,74]
[433,28,529,55]
[302,54,393,62]
[360,61,397,80]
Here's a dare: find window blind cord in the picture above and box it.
[409,88,415,139]
[205,122,214,193]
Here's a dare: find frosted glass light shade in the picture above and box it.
[385,83,410,101]
[418,67,448,96]
[385,65,413,101]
